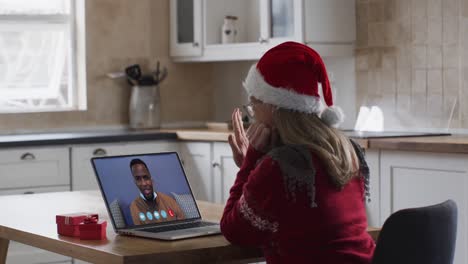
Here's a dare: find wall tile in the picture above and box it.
[357,51,369,71]
[412,69,427,94]
[357,0,467,129]
[443,68,460,96]
[428,0,443,17]
[369,2,385,22]
[397,45,412,68]
[412,0,428,18]
[427,45,442,68]
[412,45,427,68]
[427,69,443,94]
[464,0,468,17]
[385,0,397,20]
[383,53,397,70]
[427,94,443,117]
[412,17,428,44]
[357,21,369,47]
[397,67,412,94]
[369,23,385,47]
[368,70,382,95]
[443,0,460,18]
[444,95,459,125]
[427,18,443,45]
[411,95,427,117]
[397,0,411,19]
[381,70,397,94]
[443,44,460,68]
[443,17,459,45]
[357,3,369,24]
[384,22,398,46]
[368,50,383,69]
[397,18,412,44]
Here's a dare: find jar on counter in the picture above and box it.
[221,15,238,44]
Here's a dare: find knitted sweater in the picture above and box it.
[220,144,375,264]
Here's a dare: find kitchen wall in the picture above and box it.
[0,0,214,133]
[356,0,468,131]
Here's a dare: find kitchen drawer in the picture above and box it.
[3,186,71,264]
[0,147,70,189]
[71,143,126,191]
[0,185,70,195]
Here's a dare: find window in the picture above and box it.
[0,0,86,113]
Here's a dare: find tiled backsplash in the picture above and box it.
[356,0,468,130]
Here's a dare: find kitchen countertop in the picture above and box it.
[0,129,177,148]
[2,128,468,154]
[368,135,468,154]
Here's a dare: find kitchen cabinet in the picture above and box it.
[212,142,238,204]
[3,186,71,264]
[0,146,70,264]
[71,141,179,191]
[179,142,213,201]
[304,0,356,56]
[171,0,305,61]
[364,149,380,228]
[380,150,467,264]
[170,0,356,61]
[179,142,238,204]
[170,0,203,57]
[0,146,70,190]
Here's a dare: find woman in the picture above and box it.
[221,42,375,263]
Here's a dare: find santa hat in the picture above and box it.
[243,41,344,128]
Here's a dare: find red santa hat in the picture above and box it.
[243,41,344,127]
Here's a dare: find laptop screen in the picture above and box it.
[92,152,201,230]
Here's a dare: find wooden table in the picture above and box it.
[0,191,380,264]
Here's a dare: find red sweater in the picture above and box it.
[221,145,375,263]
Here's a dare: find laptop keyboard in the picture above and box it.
[143,221,217,233]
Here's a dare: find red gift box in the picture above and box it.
[79,217,107,240]
[56,213,99,237]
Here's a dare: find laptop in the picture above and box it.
[91,152,221,240]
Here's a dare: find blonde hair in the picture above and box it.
[273,108,358,188]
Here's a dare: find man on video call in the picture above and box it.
[129,158,185,225]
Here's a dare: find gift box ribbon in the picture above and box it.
[83,216,98,224]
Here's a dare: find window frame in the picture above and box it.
[0,0,86,113]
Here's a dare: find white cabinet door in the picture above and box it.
[170,0,202,57]
[212,142,238,204]
[261,0,304,47]
[304,0,356,56]
[0,147,70,190]
[174,0,304,61]
[179,142,213,202]
[365,149,380,227]
[71,141,180,191]
[2,186,71,264]
[71,143,126,191]
[380,150,468,264]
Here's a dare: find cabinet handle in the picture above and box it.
[20,152,36,161]
[258,38,268,44]
[193,42,199,47]
[93,148,107,156]
[23,191,35,195]
[212,162,220,168]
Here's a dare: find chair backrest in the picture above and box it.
[372,200,458,264]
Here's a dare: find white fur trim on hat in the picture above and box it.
[320,106,345,128]
[243,65,322,114]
